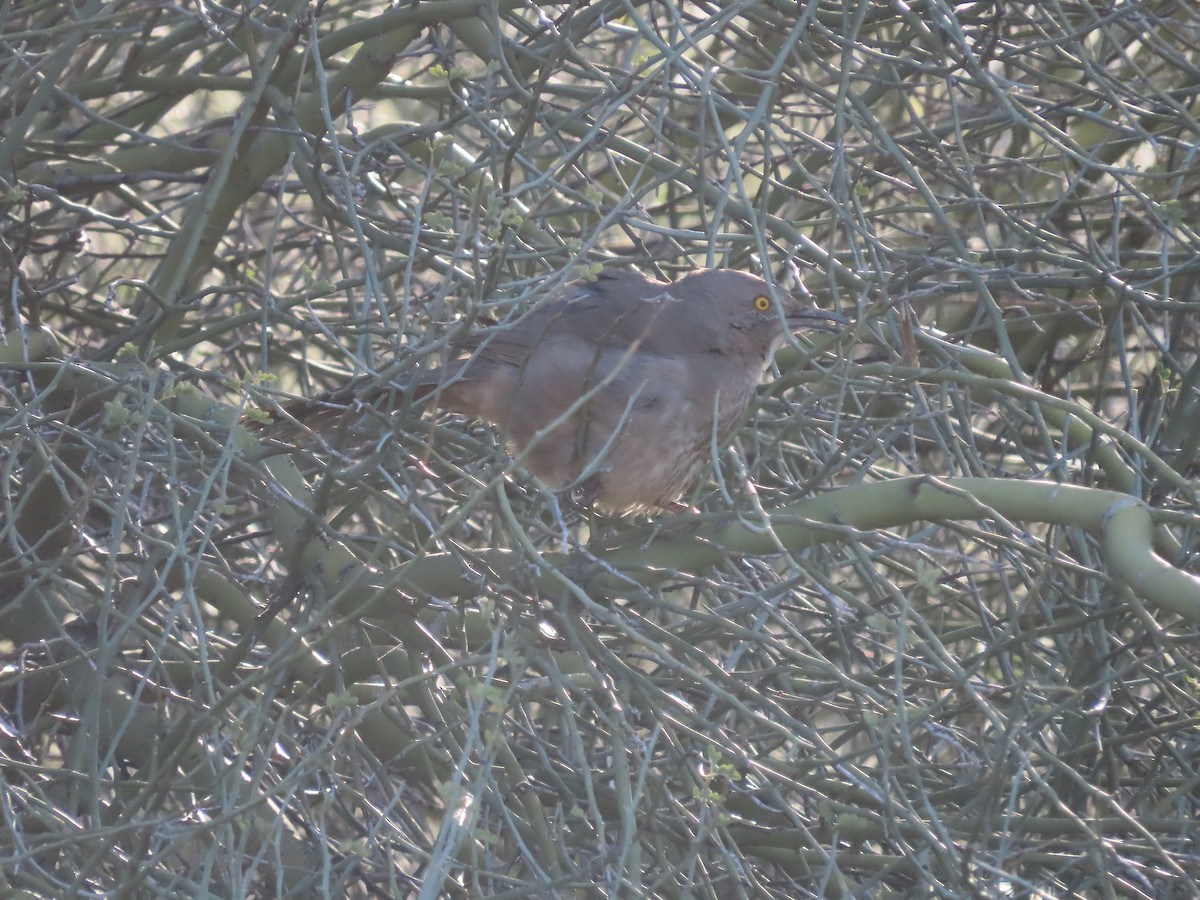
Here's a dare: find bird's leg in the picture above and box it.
[570,473,606,509]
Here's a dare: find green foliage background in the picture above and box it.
[2,1,1199,897]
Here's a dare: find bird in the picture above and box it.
[279,267,846,513]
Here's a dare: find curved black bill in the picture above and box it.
[787,306,849,333]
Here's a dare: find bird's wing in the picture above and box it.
[452,270,678,367]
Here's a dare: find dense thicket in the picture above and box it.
[2,2,1198,896]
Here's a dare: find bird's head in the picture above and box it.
[672,269,847,356]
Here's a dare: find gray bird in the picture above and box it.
[284,268,845,512]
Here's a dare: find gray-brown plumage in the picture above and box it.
[285,268,845,512]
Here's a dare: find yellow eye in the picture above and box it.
[754,295,771,311]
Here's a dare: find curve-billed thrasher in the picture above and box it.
[284,268,845,512]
